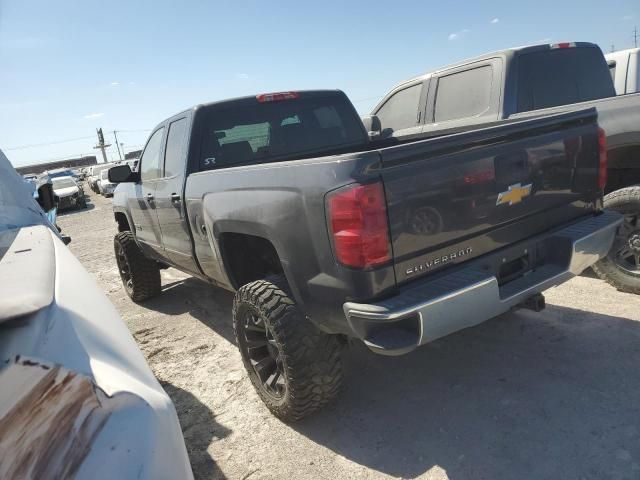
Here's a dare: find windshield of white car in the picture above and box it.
[52,177,76,189]
[48,170,74,179]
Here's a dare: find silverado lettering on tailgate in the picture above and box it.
[405,247,473,276]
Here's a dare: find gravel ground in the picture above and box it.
[58,189,640,480]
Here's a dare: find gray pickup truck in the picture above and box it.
[370,42,640,293]
[109,89,620,420]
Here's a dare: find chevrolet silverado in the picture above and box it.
[109,89,620,420]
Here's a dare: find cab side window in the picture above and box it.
[375,83,422,132]
[434,66,492,122]
[164,118,188,178]
[140,128,165,182]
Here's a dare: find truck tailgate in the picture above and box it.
[380,108,603,284]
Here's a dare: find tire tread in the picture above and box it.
[592,186,640,294]
[114,231,161,302]
[233,275,343,422]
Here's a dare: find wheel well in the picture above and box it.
[114,212,131,232]
[606,168,640,194]
[220,233,284,289]
[606,145,640,193]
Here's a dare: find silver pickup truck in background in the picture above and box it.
[368,42,640,294]
[606,47,640,95]
[0,150,193,479]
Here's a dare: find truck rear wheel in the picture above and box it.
[233,275,343,422]
[592,186,640,294]
[114,231,161,302]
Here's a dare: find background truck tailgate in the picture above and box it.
[379,109,603,284]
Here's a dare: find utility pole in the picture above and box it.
[610,44,615,53]
[634,26,638,48]
[93,128,111,163]
[113,130,123,160]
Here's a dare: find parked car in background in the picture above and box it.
[51,175,87,210]
[99,168,117,196]
[71,168,84,180]
[108,89,618,421]
[46,167,81,182]
[369,41,640,293]
[0,149,193,479]
[22,173,38,182]
[606,47,640,95]
[125,158,139,171]
[88,163,115,192]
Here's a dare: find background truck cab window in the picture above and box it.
[516,47,615,112]
[434,65,492,122]
[375,83,422,132]
[140,128,165,181]
[164,118,188,178]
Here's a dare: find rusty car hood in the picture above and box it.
[0,149,193,479]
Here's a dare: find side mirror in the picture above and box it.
[36,183,57,213]
[108,164,139,183]
[361,115,382,139]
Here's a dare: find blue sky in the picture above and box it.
[1,0,638,166]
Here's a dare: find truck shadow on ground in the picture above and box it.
[57,202,96,216]
[141,276,640,479]
[292,305,640,479]
[144,278,237,345]
[161,381,231,480]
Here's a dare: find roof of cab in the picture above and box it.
[373,41,601,110]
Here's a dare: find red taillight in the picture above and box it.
[256,91,299,103]
[598,127,607,190]
[327,182,391,269]
[551,42,576,49]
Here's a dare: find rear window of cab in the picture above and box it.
[198,94,365,170]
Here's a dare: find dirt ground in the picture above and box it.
[58,189,640,480]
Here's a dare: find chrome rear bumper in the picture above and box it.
[343,211,623,356]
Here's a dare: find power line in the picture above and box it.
[4,128,152,151]
[5,135,96,151]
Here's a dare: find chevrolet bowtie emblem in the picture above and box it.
[496,183,533,206]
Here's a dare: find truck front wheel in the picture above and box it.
[114,231,161,302]
[233,275,343,422]
[592,186,640,294]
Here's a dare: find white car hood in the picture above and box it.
[0,149,192,479]
[0,226,55,323]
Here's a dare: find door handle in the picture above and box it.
[170,193,181,203]
[146,193,154,201]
